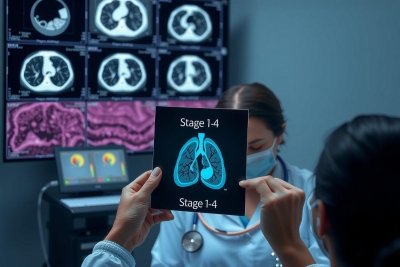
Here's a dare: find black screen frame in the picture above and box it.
[54,145,131,193]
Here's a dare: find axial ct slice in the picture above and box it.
[95,0,149,39]
[167,55,212,93]
[167,5,212,43]
[20,50,74,92]
[98,53,147,92]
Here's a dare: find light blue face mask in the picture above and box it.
[307,192,330,258]
[246,138,277,179]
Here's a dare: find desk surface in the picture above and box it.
[43,187,120,216]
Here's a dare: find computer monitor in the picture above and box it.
[54,145,130,193]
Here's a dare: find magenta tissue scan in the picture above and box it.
[87,101,156,152]
[6,102,86,159]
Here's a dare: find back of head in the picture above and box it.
[216,82,285,138]
[314,115,400,267]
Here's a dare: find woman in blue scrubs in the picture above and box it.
[150,83,330,267]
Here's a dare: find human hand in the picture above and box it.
[105,167,174,252]
[239,176,315,267]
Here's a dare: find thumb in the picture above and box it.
[140,167,162,196]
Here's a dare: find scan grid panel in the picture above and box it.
[4,0,228,160]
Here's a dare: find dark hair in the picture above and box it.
[216,83,286,140]
[314,115,400,267]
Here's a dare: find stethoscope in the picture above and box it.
[181,155,289,252]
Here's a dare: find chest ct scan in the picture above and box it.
[95,0,149,39]
[30,0,71,36]
[167,5,212,43]
[167,55,212,93]
[20,51,74,93]
[98,53,147,93]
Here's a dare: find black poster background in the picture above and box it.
[152,106,248,216]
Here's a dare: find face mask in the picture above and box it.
[307,193,330,258]
[246,138,277,179]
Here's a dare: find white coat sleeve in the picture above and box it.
[81,241,136,267]
[150,211,187,267]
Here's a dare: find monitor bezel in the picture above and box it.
[54,145,131,194]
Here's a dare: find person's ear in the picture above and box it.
[316,201,329,237]
[277,123,286,144]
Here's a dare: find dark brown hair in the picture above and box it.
[216,82,286,139]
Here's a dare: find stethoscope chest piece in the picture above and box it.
[182,230,203,252]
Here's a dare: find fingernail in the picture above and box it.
[151,167,161,176]
[239,180,246,185]
[151,209,163,215]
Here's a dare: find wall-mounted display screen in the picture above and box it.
[4,0,228,160]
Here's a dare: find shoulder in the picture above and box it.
[286,163,315,195]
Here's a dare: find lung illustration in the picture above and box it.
[174,133,226,190]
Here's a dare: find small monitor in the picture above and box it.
[55,145,130,193]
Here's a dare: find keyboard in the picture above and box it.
[60,195,121,208]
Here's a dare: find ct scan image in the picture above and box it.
[6,43,86,101]
[158,49,222,100]
[6,0,86,43]
[88,0,156,45]
[87,47,156,100]
[158,0,223,47]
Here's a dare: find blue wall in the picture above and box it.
[229,0,400,169]
[1,0,400,266]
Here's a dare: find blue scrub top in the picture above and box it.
[150,159,330,267]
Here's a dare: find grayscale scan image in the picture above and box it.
[98,53,147,93]
[20,51,74,93]
[30,0,71,36]
[167,55,212,93]
[94,0,149,40]
[167,5,212,43]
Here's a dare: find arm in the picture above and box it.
[82,241,136,267]
[239,176,319,267]
[81,168,174,267]
[151,211,187,267]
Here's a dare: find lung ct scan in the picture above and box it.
[87,46,156,100]
[158,49,223,100]
[158,1,223,47]
[89,0,156,45]
[6,44,86,101]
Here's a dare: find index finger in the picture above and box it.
[239,176,275,200]
[274,178,298,190]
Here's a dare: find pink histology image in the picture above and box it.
[6,102,86,159]
[87,101,156,152]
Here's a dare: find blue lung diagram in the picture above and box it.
[174,133,226,190]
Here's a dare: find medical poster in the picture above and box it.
[152,106,248,216]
